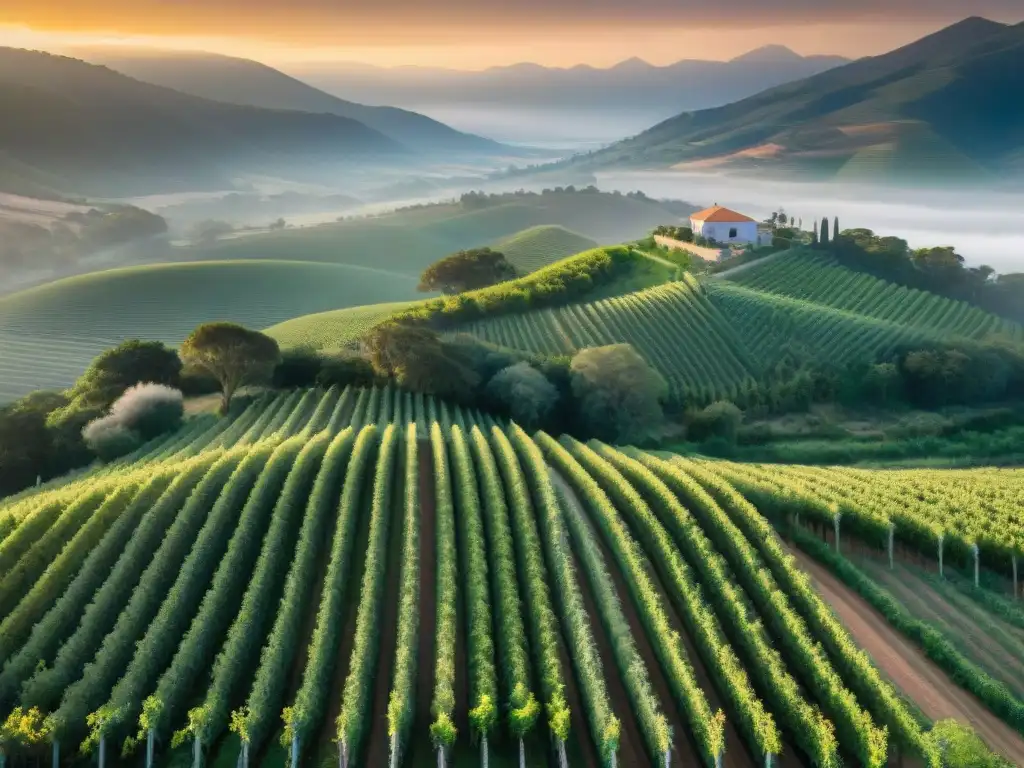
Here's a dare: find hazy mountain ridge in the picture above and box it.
[292,46,851,116]
[0,48,408,197]
[563,17,1024,183]
[68,48,506,154]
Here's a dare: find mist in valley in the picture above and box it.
[597,171,1024,273]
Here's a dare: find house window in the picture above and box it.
[729,227,738,238]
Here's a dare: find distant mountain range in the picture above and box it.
[68,48,503,155]
[288,46,850,119]
[564,17,1024,184]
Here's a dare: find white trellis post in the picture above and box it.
[389,733,399,768]
[98,735,106,768]
[437,746,446,768]
[519,738,527,768]
[292,735,300,768]
[340,742,349,768]
[888,524,895,570]
[938,533,945,578]
[241,739,250,768]
[833,512,842,555]
[557,739,569,768]
[715,749,724,768]
[146,730,154,768]
[52,740,60,768]
[192,736,202,768]
[663,749,671,768]
[1013,554,1019,600]
[609,752,617,768]
[765,752,775,768]
[481,735,488,768]
[973,544,980,588]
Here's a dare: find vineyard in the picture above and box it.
[2,386,1023,767]
[452,253,1023,405]
[725,251,1024,343]
[264,301,421,354]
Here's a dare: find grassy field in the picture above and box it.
[493,225,598,275]
[264,300,423,352]
[0,261,421,402]
[2,388,1022,767]
[181,193,685,277]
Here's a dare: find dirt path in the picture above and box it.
[790,547,1024,766]
[406,439,438,766]
[858,560,1024,698]
[363,459,406,767]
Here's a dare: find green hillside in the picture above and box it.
[264,300,422,352]
[725,250,1023,341]
[183,190,691,276]
[0,260,420,402]
[1,386,1018,768]
[450,256,1023,405]
[494,225,599,274]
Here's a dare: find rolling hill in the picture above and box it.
[184,191,695,276]
[570,17,1024,183]
[448,250,1024,404]
[493,225,599,274]
[0,260,421,402]
[0,48,404,197]
[1,388,1021,767]
[69,48,504,155]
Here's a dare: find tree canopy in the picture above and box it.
[67,340,181,410]
[570,344,667,442]
[418,247,517,295]
[179,323,280,413]
[365,322,480,400]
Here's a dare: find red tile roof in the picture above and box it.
[690,205,756,223]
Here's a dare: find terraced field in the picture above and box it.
[2,387,1021,767]
[264,301,423,353]
[0,261,420,402]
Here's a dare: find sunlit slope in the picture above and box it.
[0,260,419,402]
[264,300,422,352]
[726,250,1024,341]
[2,386,1019,767]
[493,225,599,274]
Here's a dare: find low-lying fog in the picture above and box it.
[599,172,1024,273]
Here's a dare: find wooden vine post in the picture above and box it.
[937,533,945,578]
[833,512,842,556]
[972,543,980,588]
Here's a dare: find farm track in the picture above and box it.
[789,546,1024,766]
[857,559,1024,698]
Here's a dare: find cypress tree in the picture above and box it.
[812,220,819,245]
[834,216,840,238]
[820,217,830,245]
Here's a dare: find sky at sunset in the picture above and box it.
[1,0,1023,69]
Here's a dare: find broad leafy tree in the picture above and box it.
[180,323,280,414]
[570,344,667,442]
[418,248,517,294]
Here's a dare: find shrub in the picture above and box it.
[107,383,184,440]
[82,416,143,461]
[926,720,1010,768]
[273,347,324,389]
[687,401,742,444]
[316,354,377,390]
[570,344,667,442]
[68,340,182,410]
[486,363,559,428]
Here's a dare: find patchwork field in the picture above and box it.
[2,387,1022,768]
[0,261,421,402]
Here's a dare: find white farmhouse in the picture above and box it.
[689,205,759,245]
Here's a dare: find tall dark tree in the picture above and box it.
[811,219,819,245]
[834,216,840,238]
[820,217,831,245]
